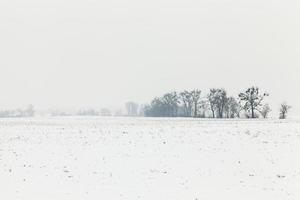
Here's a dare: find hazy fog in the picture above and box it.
[0,0,299,114]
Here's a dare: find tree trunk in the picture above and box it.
[251,106,254,118]
[210,104,215,118]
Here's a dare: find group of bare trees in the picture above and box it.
[0,88,291,119]
[143,92,180,117]
[144,87,292,119]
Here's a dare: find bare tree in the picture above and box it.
[162,92,180,117]
[208,89,217,118]
[224,97,239,118]
[279,102,291,119]
[198,100,209,118]
[190,90,201,117]
[239,87,269,118]
[260,103,271,118]
[179,91,193,117]
[208,88,227,118]
[216,89,227,118]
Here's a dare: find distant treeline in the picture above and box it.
[143,87,291,119]
[0,105,35,118]
[51,108,114,117]
[0,87,292,119]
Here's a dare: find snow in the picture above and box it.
[1,117,300,200]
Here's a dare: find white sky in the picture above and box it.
[0,0,299,115]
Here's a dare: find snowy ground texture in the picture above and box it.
[1,117,300,200]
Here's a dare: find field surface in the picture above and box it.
[0,117,300,200]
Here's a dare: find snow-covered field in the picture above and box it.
[1,117,300,200]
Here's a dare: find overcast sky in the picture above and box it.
[0,0,299,115]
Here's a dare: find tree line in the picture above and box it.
[144,87,291,119]
[0,105,35,118]
[0,88,292,119]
